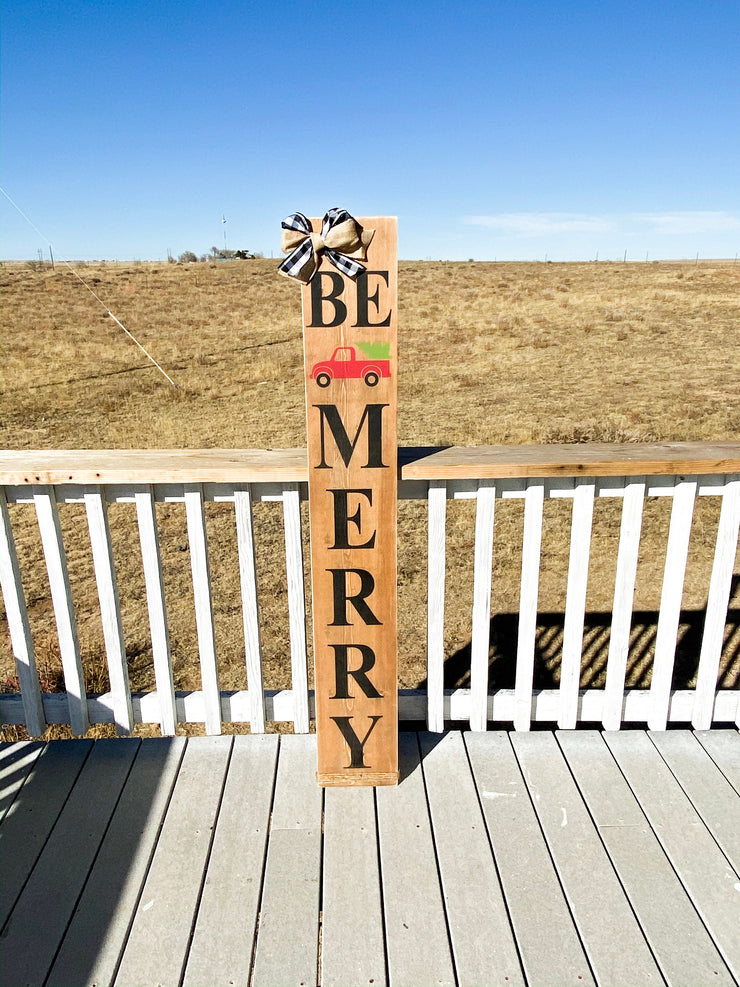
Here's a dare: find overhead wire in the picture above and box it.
[0,186,179,389]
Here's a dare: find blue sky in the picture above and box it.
[2,0,739,261]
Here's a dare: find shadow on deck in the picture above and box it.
[1,728,739,987]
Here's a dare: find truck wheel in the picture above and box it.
[316,372,331,388]
[364,371,379,387]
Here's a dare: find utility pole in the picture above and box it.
[222,215,227,253]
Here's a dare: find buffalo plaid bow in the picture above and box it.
[279,208,374,284]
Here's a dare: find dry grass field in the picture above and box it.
[1,258,739,737]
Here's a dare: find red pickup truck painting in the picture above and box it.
[310,344,392,388]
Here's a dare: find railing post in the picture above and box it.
[559,478,595,729]
[0,489,45,737]
[283,483,309,734]
[514,479,545,731]
[234,485,265,733]
[603,478,645,731]
[184,484,222,735]
[648,478,697,730]
[34,486,89,736]
[693,478,740,729]
[135,487,177,736]
[84,487,133,735]
[470,479,496,731]
[426,480,447,732]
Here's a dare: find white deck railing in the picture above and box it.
[1,444,738,736]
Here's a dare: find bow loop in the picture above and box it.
[279,208,374,283]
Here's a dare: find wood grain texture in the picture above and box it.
[3,441,738,486]
[401,442,740,479]
[302,218,398,783]
[0,448,309,485]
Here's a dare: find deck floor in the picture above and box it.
[1,729,739,987]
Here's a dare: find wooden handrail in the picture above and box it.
[0,449,308,486]
[2,442,739,486]
[400,442,740,479]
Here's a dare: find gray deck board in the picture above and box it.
[511,731,663,987]
[183,733,279,987]
[114,735,232,987]
[558,730,735,987]
[649,731,740,872]
[1,738,138,987]
[466,731,595,987]
[252,733,322,987]
[376,732,455,987]
[0,737,92,928]
[47,736,186,987]
[322,786,386,987]
[0,729,738,987]
[696,729,740,793]
[420,731,524,987]
[0,740,44,822]
[605,729,740,982]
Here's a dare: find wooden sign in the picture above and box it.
[296,215,398,785]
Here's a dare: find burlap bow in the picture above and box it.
[279,208,374,284]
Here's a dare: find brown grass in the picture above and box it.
[2,258,739,738]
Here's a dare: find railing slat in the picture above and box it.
[0,489,45,736]
[603,479,646,730]
[514,479,545,731]
[185,485,221,735]
[84,488,133,734]
[283,483,309,733]
[559,478,596,728]
[426,481,447,732]
[134,488,177,735]
[33,486,89,736]
[693,479,740,729]
[470,480,496,731]
[2,449,737,735]
[648,479,697,730]
[234,486,265,733]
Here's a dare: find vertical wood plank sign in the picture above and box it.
[280,210,398,785]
